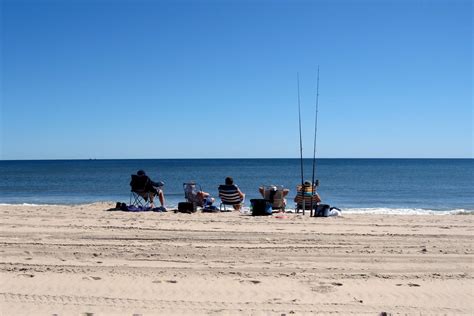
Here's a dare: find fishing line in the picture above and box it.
[310,67,320,217]
[297,72,305,215]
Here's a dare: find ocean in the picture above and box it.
[0,159,472,214]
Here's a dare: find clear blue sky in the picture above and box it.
[1,0,472,159]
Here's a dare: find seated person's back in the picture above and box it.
[218,177,245,210]
[130,170,166,209]
[130,172,156,194]
[259,185,289,209]
[294,180,321,209]
[184,182,215,207]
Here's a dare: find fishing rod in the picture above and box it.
[310,67,320,217]
[297,72,305,215]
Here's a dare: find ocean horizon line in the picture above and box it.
[1,157,473,162]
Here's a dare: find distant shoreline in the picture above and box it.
[0,201,472,215]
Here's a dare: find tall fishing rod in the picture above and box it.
[310,67,320,217]
[297,72,305,215]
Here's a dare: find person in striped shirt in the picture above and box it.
[218,177,245,211]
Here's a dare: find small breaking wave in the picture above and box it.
[218,206,474,215]
[337,207,473,215]
[269,207,473,215]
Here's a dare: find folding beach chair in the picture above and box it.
[295,183,320,213]
[130,174,153,207]
[218,184,244,211]
[183,182,204,211]
[261,185,287,212]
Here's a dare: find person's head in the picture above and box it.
[137,170,146,176]
[270,185,277,192]
[304,180,311,187]
[225,177,234,185]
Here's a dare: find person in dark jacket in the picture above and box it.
[132,169,166,211]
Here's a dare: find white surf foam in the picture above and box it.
[269,207,473,215]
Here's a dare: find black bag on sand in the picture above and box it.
[250,199,272,216]
[178,202,195,213]
[314,204,331,217]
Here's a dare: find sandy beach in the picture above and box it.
[0,203,472,315]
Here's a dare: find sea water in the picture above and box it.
[0,159,472,214]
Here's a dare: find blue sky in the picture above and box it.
[1,0,472,159]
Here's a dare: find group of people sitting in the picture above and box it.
[130,170,322,212]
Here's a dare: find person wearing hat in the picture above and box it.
[294,180,321,210]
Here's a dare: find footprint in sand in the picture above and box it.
[312,282,342,293]
[82,276,102,281]
[239,279,261,284]
[408,283,420,287]
[396,283,420,287]
[19,274,35,278]
[353,297,363,303]
[312,285,333,293]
